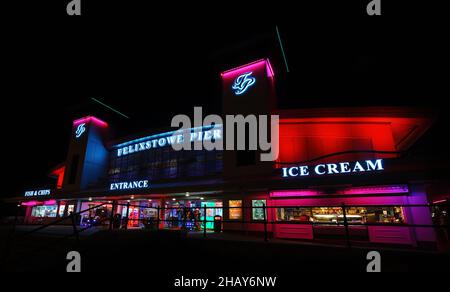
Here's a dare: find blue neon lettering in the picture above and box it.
[158,138,166,147]
[166,136,176,145]
[75,123,86,138]
[115,127,223,157]
[232,72,256,95]
[213,130,222,140]
[204,131,212,140]
[190,132,198,142]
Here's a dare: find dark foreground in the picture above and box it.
[1,227,449,277]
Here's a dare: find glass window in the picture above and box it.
[58,204,66,217]
[252,200,267,221]
[306,206,405,224]
[229,200,242,220]
[365,206,405,224]
[141,208,158,219]
[67,205,75,215]
[31,205,57,218]
[276,208,312,222]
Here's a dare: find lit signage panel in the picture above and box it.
[110,180,149,191]
[24,189,51,197]
[114,125,222,158]
[282,159,384,178]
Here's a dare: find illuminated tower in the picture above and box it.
[62,116,110,191]
[221,59,277,178]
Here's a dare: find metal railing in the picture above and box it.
[2,200,449,266]
[1,203,109,265]
[110,201,450,248]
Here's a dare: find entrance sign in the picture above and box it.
[110,180,149,191]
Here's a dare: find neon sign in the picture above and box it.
[115,125,222,157]
[110,180,149,191]
[75,123,86,138]
[232,72,256,95]
[25,189,51,197]
[282,159,384,178]
[73,116,108,128]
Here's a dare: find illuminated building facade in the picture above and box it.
[12,59,449,248]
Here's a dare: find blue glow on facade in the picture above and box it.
[232,72,256,95]
[75,123,86,138]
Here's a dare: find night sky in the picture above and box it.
[2,1,449,196]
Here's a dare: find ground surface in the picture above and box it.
[1,225,449,277]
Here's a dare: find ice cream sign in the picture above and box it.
[282,159,384,178]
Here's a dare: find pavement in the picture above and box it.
[1,225,449,273]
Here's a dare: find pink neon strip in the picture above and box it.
[270,190,323,197]
[265,59,274,77]
[43,199,57,205]
[339,185,409,195]
[221,59,274,78]
[271,185,409,198]
[22,201,39,206]
[73,116,108,128]
[432,199,447,204]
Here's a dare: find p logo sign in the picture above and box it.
[232,72,256,95]
[75,123,86,138]
[66,251,81,272]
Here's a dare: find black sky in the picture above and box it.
[2,1,449,196]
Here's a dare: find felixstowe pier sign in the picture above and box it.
[114,125,222,158]
[282,159,385,178]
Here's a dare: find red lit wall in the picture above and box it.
[278,121,395,165]
[276,112,434,166]
[51,166,66,189]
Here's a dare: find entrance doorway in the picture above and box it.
[163,199,222,231]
